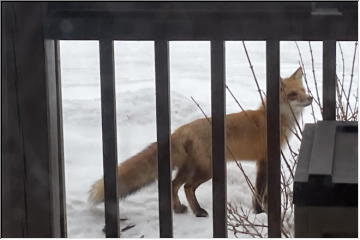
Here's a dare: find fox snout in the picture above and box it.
[302,95,313,106]
[287,93,313,108]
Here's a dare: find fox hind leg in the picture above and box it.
[172,165,191,213]
[184,168,211,217]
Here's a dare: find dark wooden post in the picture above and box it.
[155,40,173,238]
[54,39,68,238]
[323,40,337,121]
[266,40,281,238]
[99,39,120,238]
[211,40,227,238]
[2,3,27,236]
[1,2,66,237]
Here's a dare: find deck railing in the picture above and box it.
[2,2,357,238]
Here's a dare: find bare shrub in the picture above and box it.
[192,41,358,238]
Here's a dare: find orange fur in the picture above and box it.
[89,67,312,216]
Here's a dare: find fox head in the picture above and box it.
[280,67,313,114]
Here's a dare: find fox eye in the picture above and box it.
[287,92,297,97]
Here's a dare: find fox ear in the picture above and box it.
[291,67,303,80]
[280,78,286,89]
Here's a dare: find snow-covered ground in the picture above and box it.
[60,41,358,238]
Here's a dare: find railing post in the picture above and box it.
[54,40,68,237]
[266,40,281,238]
[155,40,173,238]
[2,2,65,237]
[99,39,120,238]
[211,40,227,238]
[323,40,337,120]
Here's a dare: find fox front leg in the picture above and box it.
[253,160,267,214]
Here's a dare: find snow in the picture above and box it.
[60,41,358,238]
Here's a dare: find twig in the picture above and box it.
[226,84,261,130]
[121,224,136,232]
[354,85,359,120]
[190,97,211,123]
[287,102,303,135]
[336,77,346,118]
[227,203,266,238]
[281,151,294,180]
[338,42,346,101]
[336,75,354,119]
[294,42,317,122]
[226,85,246,112]
[242,41,266,108]
[345,41,358,117]
[308,42,322,113]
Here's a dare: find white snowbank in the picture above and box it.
[60,41,357,238]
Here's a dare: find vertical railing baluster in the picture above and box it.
[99,39,120,238]
[54,40,67,237]
[323,40,337,121]
[266,40,281,238]
[155,40,173,238]
[211,40,227,238]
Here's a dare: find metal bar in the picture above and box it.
[45,38,62,238]
[211,40,227,238]
[54,40,68,237]
[323,40,336,120]
[155,40,173,238]
[1,3,28,236]
[266,40,281,238]
[46,2,357,41]
[99,39,120,238]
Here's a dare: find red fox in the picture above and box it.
[89,67,312,217]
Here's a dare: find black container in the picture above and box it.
[294,121,358,238]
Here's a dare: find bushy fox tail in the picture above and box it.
[88,142,158,204]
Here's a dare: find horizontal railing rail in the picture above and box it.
[46,2,357,41]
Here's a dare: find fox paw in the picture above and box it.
[252,197,265,214]
[195,208,208,217]
[174,204,188,214]
[252,204,265,214]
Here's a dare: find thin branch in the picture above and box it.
[226,84,246,112]
[345,41,358,117]
[242,41,266,108]
[308,42,322,113]
[338,42,346,101]
[294,42,317,122]
[190,96,211,123]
